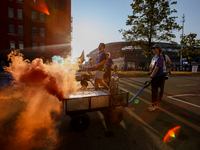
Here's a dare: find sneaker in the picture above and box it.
[148,104,155,111]
[154,103,158,109]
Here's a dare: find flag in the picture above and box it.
[79,50,85,65]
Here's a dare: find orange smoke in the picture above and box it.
[7,50,78,101]
[1,50,79,149]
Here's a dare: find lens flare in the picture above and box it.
[25,0,50,15]
[134,99,139,104]
[52,55,64,64]
[163,126,180,143]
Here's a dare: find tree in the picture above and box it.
[119,0,181,67]
[178,33,200,71]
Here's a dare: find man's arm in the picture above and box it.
[95,60,107,68]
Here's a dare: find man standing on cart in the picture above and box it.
[94,43,110,90]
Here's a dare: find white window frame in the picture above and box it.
[17,9,23,19]
[10,41,15,50]
[32,11,37,20]
[32,42,37,50]
[32,27,37,36]
[40,43,45,51]
[40,28,45,37]
[19,41,24,50]
[18,25,23,35]
[40,13,45,21]
[8,7,14,18]
[9,24,14,34]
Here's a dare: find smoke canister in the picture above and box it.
[110,74,119,93]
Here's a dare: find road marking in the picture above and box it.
[119,86,200,133]
[124,107,163,136]
[167,94,200,109]
[176,84,197,87]
[119,120,126,129]
[97,111,107,130]
[97,111,127,130]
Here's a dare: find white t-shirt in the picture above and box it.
[88,61,92,68]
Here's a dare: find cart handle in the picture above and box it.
[128,81,151,103]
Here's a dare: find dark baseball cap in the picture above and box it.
[151,44,162,49]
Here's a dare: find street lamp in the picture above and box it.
[180,14,185,70]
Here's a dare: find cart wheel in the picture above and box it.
[70,113,90,132]
[102,107,123,125]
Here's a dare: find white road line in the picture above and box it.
[124,107,163,136]
[97,111,127,130]
[167,94,200,109]
[120,86,200,133]
[97,111,107,130]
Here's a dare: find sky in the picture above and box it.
[71,0,200,61]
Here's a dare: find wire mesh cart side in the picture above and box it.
[62,88,129,131]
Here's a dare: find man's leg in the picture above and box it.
[95,78,99,90]
[94,71,99,90]
[99,79,109,90]
[158,75,165,101]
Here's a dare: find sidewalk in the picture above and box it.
[1,70,200,78]
[79,71,200,77]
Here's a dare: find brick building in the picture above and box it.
[0,0,71,65]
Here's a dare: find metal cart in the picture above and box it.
[62,87,129,131]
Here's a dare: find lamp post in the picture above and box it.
[180,14,185,70]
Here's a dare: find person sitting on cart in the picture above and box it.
[148,44,165,111]
[94,43,109,90]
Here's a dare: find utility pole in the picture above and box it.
[180,14,185,70]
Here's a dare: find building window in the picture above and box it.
[40,43,45,51]
[40,13,45,21]
[17,9,23,19]
[19,41,24,50]
[9,24,14,34]
[10,41,15,50]
[52,0,57,8]
[32,42,37,50]
[18,25,23,35]
[39,0,44,6]
[53,17,57,24]
[16,0,23,2]
[40,28,45,37]
[59,0,65,10]
[32,27,37,36]
[8,7,14,18]
[31,0,36,4]
[59,16,64,25]
[32,12,37,20]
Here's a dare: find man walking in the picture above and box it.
[94,43,109,90]
[104,53,113,86]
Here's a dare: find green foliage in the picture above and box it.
[178,33,200,61]
[119,0,181,64]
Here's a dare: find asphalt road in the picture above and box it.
[0,76,200,150]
